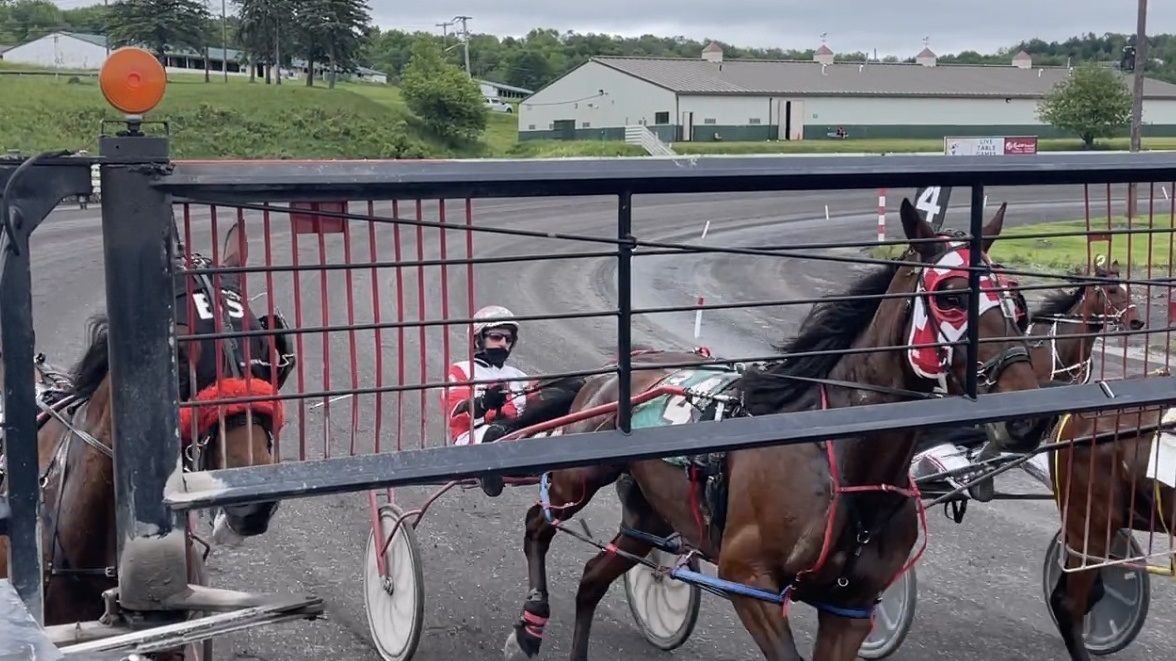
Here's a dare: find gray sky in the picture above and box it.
[372,1,1176,57]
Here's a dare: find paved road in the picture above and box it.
[22,182,1176,661]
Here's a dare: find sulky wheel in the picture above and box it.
[364,504,425,661]
[1042,528,1150,656]
[857,566,917,660]
[622,547,702,651]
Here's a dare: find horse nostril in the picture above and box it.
[1131,320,1145,330]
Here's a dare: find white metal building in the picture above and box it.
[517,43,1176,142]
[1,31,108,70]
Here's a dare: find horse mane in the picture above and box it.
[741,260,903,415]
[1029,286,1083,322]
[70,313,110,401]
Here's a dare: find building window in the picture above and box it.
[749,118,762,124]
[654,111,669,124]
[528,124,536,130]
[581,122,591,128]
[703,118,717,124]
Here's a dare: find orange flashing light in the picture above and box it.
[99,47,167,115]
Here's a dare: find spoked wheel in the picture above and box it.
[1042,528,1150,656]
[857,567,917,660]
[364,504,426,661]
[622,548,702,651]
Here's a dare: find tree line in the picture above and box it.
[2,1,1174,89]
[0,0,371,88]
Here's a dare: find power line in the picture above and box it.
[452,14,470,77]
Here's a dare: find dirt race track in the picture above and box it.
[27,181,1176,660]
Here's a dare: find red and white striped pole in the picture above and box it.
[877,188,887,242]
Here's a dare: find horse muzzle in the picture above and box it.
[212,500,281,545]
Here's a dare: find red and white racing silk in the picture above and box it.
[443,359,530,445]
[906,241,1020,383]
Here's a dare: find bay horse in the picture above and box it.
[0,222,295,644]
[504,199,1050,661]
[1046,399,1174,661]
[1025,258,1143,385]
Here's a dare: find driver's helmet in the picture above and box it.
[470,305,519,351]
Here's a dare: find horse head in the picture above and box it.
[896,198,1048,446]
[174,221,296,545]
[1087,258,1144,331]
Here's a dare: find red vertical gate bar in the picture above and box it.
[366,200,386,458]
[465,198,476,448]
[1168,180,1175,375]
[392,200,406,457]
[341,202,361,457]
[316,206,332,458]
[1144,183,1156,372]
[233,208,258,465]
[438,199,453,450]
[289,208,308,461]
[261,204,282,460]
[208,206,230,464]
[416,200,428,449]
[181,204,200,445]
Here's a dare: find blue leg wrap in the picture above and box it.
[538,472,554,523]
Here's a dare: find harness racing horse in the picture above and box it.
[0,223,295,646]
[1046,398,1175,661]
[912,258,1144,500]
[1025,258,1143,385]
[504,199,1051,661]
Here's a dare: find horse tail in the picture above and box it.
[70,313,110,400]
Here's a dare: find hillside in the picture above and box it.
[0,68,524,159]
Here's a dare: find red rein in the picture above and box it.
[178,377,285,444]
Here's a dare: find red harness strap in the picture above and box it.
[178,377,286,445]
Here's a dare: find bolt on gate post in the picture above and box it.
[98,125,190,611]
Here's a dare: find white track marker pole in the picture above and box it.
[983,194,989,211]
[694,222,709,339]
[694,295,704,339]
[877,188,887,242]
[1163,186,1170,201]
[825,204,830,221]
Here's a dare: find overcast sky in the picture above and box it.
[374,1,1175,57]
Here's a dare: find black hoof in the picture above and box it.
[481,475,505,497]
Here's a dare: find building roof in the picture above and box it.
[476,78,534,94]
[590,56,1176,99]
[62,31,107,48]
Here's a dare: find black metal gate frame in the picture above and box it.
[4,137,1176,630]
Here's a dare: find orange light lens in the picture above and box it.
[99,47,167,115]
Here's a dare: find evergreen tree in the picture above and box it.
[105,0,211,63]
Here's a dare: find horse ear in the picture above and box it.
[980,202,1008,253]
[221,221,248,268]
[899,198,938,261]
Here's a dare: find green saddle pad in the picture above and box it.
[631,366,741,467]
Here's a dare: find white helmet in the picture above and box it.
[471,305,519,346]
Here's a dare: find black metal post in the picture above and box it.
[0,154,93,623]
[617,191,633,432]
[965,185,985,399]
[98,130,187,611]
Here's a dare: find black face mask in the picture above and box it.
[476,347,510,368]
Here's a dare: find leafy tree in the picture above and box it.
[291,0,370,88]
[105,0,211,63]
[2,0,62,42]
[1037,63,1132,148]
[235,0,295,84]
[400,39,485,143]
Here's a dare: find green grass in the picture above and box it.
[6,70,1176,159]
[867,216,1176,273]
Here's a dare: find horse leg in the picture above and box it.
[567,473,673,661]
[719,533,803,660]
[504,464,621,660]
[810,610,875,661]
[1049,562,1102,661]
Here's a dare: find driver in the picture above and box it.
[443,305,529,495]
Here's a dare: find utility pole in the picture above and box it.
[453,15,472,77]
[222,0,228,83]
[436,20,452,43]
[1128,0,1147,219]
